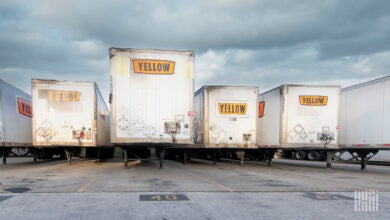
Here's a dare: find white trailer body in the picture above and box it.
[109,48,194,145]
[258,85,340,149]
[32,79,110,147]
[194,86,259,148]
[340,76,390,149]
[0,79,32,146]
[371,150,390,161]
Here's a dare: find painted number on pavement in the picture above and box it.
[304,193,353,200]
[139,194,189,201]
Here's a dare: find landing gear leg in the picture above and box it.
[267,149,276,166]
[65,148,74,165]
[33,148,38,163]
[236,151,245,165]
[213,149,217,165]
[158,147,166,169]
[123,147,128,168]
[97,148,101,165]
[358,151,369,170]
[2,148,9,165]
[326,151,334,169]
[183,149,187,165]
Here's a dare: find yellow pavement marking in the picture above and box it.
[78,178,97,193]
[186,172,235,192]
[125,160,141,168]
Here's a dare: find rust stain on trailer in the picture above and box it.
[118,56,129,75]
[186,62,193,79]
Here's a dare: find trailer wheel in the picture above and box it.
[307,151,321,161]
[294,151,306,160]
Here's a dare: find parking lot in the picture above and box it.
[1,157,390,219]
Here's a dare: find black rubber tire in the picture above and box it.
[294,150,306,160]
[307,151,321,161]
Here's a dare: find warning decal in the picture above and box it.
[258,101,265,118]
[17,98,32,117]
[217,102,248,116]
[299,96,328,106]
[133,59,175,75]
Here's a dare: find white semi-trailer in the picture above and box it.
[0,79,32,164]
[168,86,261,164]
[340,76,390,148]
[109,48,194,167]
[194,86,259,148]
[338,76,390,168]
[32,79,111,163]
[258,84,341,167]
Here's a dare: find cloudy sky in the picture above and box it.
[1,0,389,103]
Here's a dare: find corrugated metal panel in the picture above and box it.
[340,76,390,148]
[32,79,109,147]
[258,86,282,146]
[195,86,258,148]
[110,48,194,145]
[194,87,204,144]
[259,85,340,149]
[0,79,32,146]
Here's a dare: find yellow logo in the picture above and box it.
[299,96,328,106]
[217,102,248,115]
[133,59,175,75]
[48,90,81,101]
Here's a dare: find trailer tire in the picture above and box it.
[307,151,321,161]
[294,151,306,160]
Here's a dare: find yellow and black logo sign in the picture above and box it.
[217,102,248,116]
[133,59,175,75]
[299,96,328,106]
[48,90,81,101]
[17,98,32,117]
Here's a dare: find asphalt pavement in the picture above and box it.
[0,157,389,219]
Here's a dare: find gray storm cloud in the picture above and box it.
[0,0,389,100]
